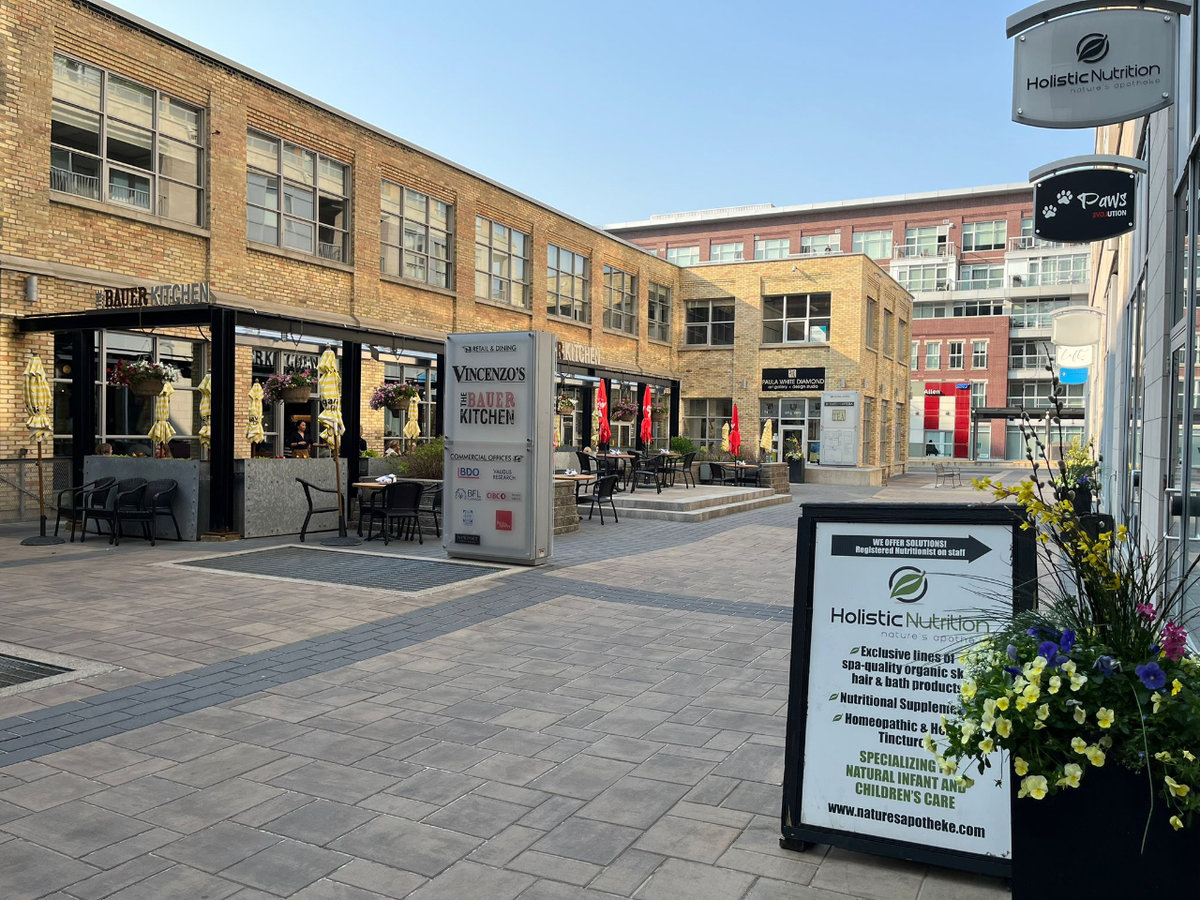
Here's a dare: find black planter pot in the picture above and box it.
[1011,764,1197,896]
[1055,483,1093,514]
[787,459,805,483]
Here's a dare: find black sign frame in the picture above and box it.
[1033,170,1136,242]
[761,367,826,392]
[781,502,1036,878]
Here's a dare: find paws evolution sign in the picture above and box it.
[1033,169,1136,242]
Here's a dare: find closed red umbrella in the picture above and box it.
[640,385,653,446]
[729,404,741,457]
[597,379,611,445]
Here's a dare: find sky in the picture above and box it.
[108,0,1095,228]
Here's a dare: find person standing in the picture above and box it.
[925,440,939,457]
[289,420,311,457]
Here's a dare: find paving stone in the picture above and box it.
[326,859,427,898]
[102,863,241,900]
[633,857,755,900]
[421,792,530,839]
[587,847,665,896]
[157,821,283,872]
[710,742,784,785]
[387,768,484,805]
[78,826,181,868]
[531,816,641,865]
[809,846,926,900]
[466,823,544,867]
[157,745,286,789]
[290,880,393,900]
[516,794,585,831]
[576,776,690,829]
[267,761,398,804]
[515,879,625,900]
[629,752,716,786]
[3,799,151,856]
[138,777,284,834]
[507,848,602,886]
[463,750,555,785]
[0,771,104,811]
[273,731,392,765]
[262,799,378,845]
[634,814,741,864]
[58,854,174,900]
[330,815,481,878]
[527,755,635,800]
[0,839,99,898]
[405,860,534,900]
[220,838,352,895]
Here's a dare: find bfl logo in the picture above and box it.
[1076,32,1109,65]
[888,566,927,603]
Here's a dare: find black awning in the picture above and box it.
[972,406,1086,420]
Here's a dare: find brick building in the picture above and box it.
[606,185,1093,460]
[0,0,911,531]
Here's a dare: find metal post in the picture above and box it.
[208,308,236,534]
[69,330,97,491]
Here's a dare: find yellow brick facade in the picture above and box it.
[1,0,908,473]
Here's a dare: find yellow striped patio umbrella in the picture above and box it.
[23,355,53,443]
[246,382,266,446]
[317,348,352,541]
[760,418,774,459]
[402,394,421,444]
[720,422,730,453]
[197,373,212,450]
[148,381,176,455]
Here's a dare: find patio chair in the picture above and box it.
[364,481,424,544]
[296,477,339,541]
[575,451,595,475]
[708,462,738,486]
[630,454,665,494]
[585,474,620,525]
[734,464,761,487]
[677,452,697,489]
[660,454,681,487]
[53,476,115,542]
[419,483,442,537]
[111,478,179,546]
[82,477,145,543]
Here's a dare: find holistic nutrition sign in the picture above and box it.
[781,503,1035,877]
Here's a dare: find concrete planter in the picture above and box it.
[84,457,207,540]
[234,457,348,538]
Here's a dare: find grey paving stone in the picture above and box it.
[629,752,717,786]
[0,839,99,898]
[466,823,544,867]
[3,799,151,856]
[78,826,181,869]
[138,777,284,834]
[507,848,603,886]
[405,860,534,900]
[516,794,585,831]
[387,768,484,805]
[710,742,784,785]
[809,846,926,900]
[0,771,104,811]
[157,821,283,872]
[576,776,690,829]
[267,761,398,804]
[634,815,741,864]
[527,755,635,800]
[58,854,174,900]
[157,745,287,789]
[515,879,625,900]
[463,750,554,786]
[634,857,755,900]
[587,847,665,896]
[290,880,393,900]
[404,742,496,773]
[220,838,352,895]
[103,863,242,900]
[421,792,530,839]
[326,859,427,899]
[262,799,378,845]
[531,816,641,866]
[273,731,392,765]
[330,815,482,878]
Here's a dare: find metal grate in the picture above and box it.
[178,547,506,592]
[0,653,71,689]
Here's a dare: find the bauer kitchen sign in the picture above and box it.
[1033,168,1135,242]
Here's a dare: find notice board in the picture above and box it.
[781,503,1034,877]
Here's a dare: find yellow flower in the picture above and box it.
[957,775,974,789]
[1171,816,1184,831]
[1070,673,1088,691]
[1073,707,1087,725]
[1166,776,1191,797]
[1096,707,1115,729]
[960,719,977,742]
[980,714,995,733]
[1023,683,1040,703]
[982,698,997,717]
[1098,735,1113,749]
[1048,675,1062,695]
[1033,721,1046,730]
[1185,750,1196,763]
[1085,745,1106,767]
[1036,704,1050,721]
[961,679,977,700]
[996,696,1010,712]
[1019,775,1049,800]
[1172,679,1183,696]
[1057,763,1083,788]
[1062,660,1077,676]
[1151,693,1164,714]
[1015,696,1029,712]
[978,737,995,754]
[1071,737,1087,753]
[921,733,935,753]
[1155,751,1173,762]
[1014,757,1029,776]
[995,717,1012,738]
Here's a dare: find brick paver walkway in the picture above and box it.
[0,472,1015,899]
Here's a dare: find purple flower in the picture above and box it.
[1037,641,1058,660]
[1162,621,1189,662]
[1136,662,1167,691]
[1004,666,1022,679]
[1094,656,1116,676]
[1006,644,1019,662]
[1060,630,1076,653]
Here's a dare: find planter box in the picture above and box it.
[84,457,207,540]
[234,457,348,538]
[787,459,805,483]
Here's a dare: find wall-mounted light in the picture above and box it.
[25,274,37,304]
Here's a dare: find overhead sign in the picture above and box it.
[1056,344,1093,367]
[95,281,211,309]
[1034,170,1135,241]
[1011,8,1178,129]
[443,331,555,565]
[762,367,826,392]
[782,503,1036,877]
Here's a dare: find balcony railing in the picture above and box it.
[108,182,151,210]
[893,242,958,259]
[797,245,846,256]
[1011,272,1087,288]
[318,241,344,262]
[50,167,100,201]
[957,277,1004,291]
[1008,236,1073,251]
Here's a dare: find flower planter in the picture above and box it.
[787,459,805,483]
[130,377,166,398]
[612,413,634,423]
[1011,763,1198,897]
[281,386,312,404]
[1055,483,1093,514]
[557,404,575,417]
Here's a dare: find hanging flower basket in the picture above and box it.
[611,398,638,422]
[130,376,166,398]
[369,380,419,412]
[262,369,317,405]
[557,400,576,416]
[280,385,312,404]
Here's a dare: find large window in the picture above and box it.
[1026,254,1089,286]
[954,298,1004,316]
[1011,297,1076,327]
[51,54,204,225]
[971,381,988,408]
[901,226,950,257]
[896,264,950,292]
[948,341,964,369]
[972,339,988,368]
[709,241,744,262]
[852,229,892,260]
[883,310,894,357]
[959,264,1003,290]
[666,246,700,266]
[547,244,590,322]
[685,300,734,346]
[648,281,671,342]
[603,265,637,335]
[910,341,919,371]
[754,237,791,259]
[800,234,839,254]
[474,216,529,307]
[925,341,941,370]
[683,398,732,451]
[761,293,831,344]
[961,220,1007,251]
[1008,380,1083,409]
[866,299,878,349]
[381,182,452,287]
[247,130,349,261]
[1010,339,1051,370]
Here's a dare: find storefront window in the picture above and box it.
[683,398,732,451]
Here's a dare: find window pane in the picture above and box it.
[107,119,153,170]
[318,157,347,195]
[318,195,345,230]
[282,142,315,185]
[247,172,278,208]
[108,168,151,209]
[283,183,314,219]
[247,132,278,172]
[712,322,735,344]
[785,321,806,341]
[51,101,101,154]
[381,180,402,214]
[158,137,201,184]
[762,296,784,319]
[106,75,154,128]
[158,96,201,144]
[158,180,201,225]
[381,244,401,276]
[283,217,313,252]
[405,188,428,219]
[247,206,278,244]
[53,56,102,108]
[759,320,782,342]
[50,147,100,198]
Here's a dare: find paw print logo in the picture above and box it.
[1042,205,1057,219]
[1057,190,1073,204]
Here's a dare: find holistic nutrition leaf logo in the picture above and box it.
[1076,32,1110,65]
[889,566,928,603]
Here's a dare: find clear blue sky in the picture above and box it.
[110,0,1094,227]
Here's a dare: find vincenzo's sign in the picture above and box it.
[1033,169,1136,242]
[1009,6,1180,129]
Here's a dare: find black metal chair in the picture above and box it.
[82,477,146,543]
[296,478,339,541]
[53,476,115,542]
[735,464,761,487]
[364,481,424,544]
[630,455,665,494]
[659,454,680,487]
[585,474,620,524]
[708,463,737,486]
[419,483,442,537]
[677,452,697,489]
[111,478,179,546]
[575,451,595,475]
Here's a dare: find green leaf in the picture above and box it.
[833,714,842,722]
[891,571,925,599]
[829,693,838,701]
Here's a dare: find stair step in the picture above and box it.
[613,493,792,522]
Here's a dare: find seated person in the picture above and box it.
[288,420,311,457]
[95,442,114,456]
[384,439,401,457]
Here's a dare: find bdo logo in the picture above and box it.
[458,467,480,478]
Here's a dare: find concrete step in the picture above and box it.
[613,486,778,513]
[611,492,793,522]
